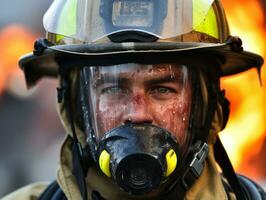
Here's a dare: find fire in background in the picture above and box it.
[221,0,266,181]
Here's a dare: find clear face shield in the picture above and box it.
[79,63,193,195]
[83,64,192,143]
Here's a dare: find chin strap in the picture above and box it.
[214,137,248,200]
[58,72,108,200]
[72,140,89,200]
[58,74,89,200]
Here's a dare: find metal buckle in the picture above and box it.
[182,142,209,189]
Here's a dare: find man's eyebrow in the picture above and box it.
[94,74,131,85]
[94,73,183,85]
[144,74,182,85]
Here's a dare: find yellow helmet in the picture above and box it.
[19,0,263,88]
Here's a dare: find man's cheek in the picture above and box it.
[153,105,174,127]
[97,106,125,133]
[154,104,189,144]
[98,96,111,113]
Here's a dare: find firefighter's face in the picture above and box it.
[90,64,192,146]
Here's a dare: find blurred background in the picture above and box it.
[0,0,265,197]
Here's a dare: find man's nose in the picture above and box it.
[123,93,153,124]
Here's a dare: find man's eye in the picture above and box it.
[151,87,173,94]
[102,86,128,94]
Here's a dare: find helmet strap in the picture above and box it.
[218,89,230,129]
[201,80,220,142]
[214,137,247,200]
[58,73,89,200]
[214,87,247,199]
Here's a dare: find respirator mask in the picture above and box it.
[79,63,194,195]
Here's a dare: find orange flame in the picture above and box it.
[0,25,36,94]
[220,0,266,180]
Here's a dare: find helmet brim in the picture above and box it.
[19,41,263,88]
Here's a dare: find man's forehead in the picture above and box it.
[92,64,187,79]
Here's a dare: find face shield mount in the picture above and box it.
[99,0,167,42]
[100,0,167,30]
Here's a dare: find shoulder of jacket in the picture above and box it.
[221,174,266,200]
[237,175,266,200]
[1,182,49,200]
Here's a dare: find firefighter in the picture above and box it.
[2,0,266,199]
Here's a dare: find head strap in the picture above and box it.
[58,71,88,200]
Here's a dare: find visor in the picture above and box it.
[80,63,192,144]
[44,0,215,42]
